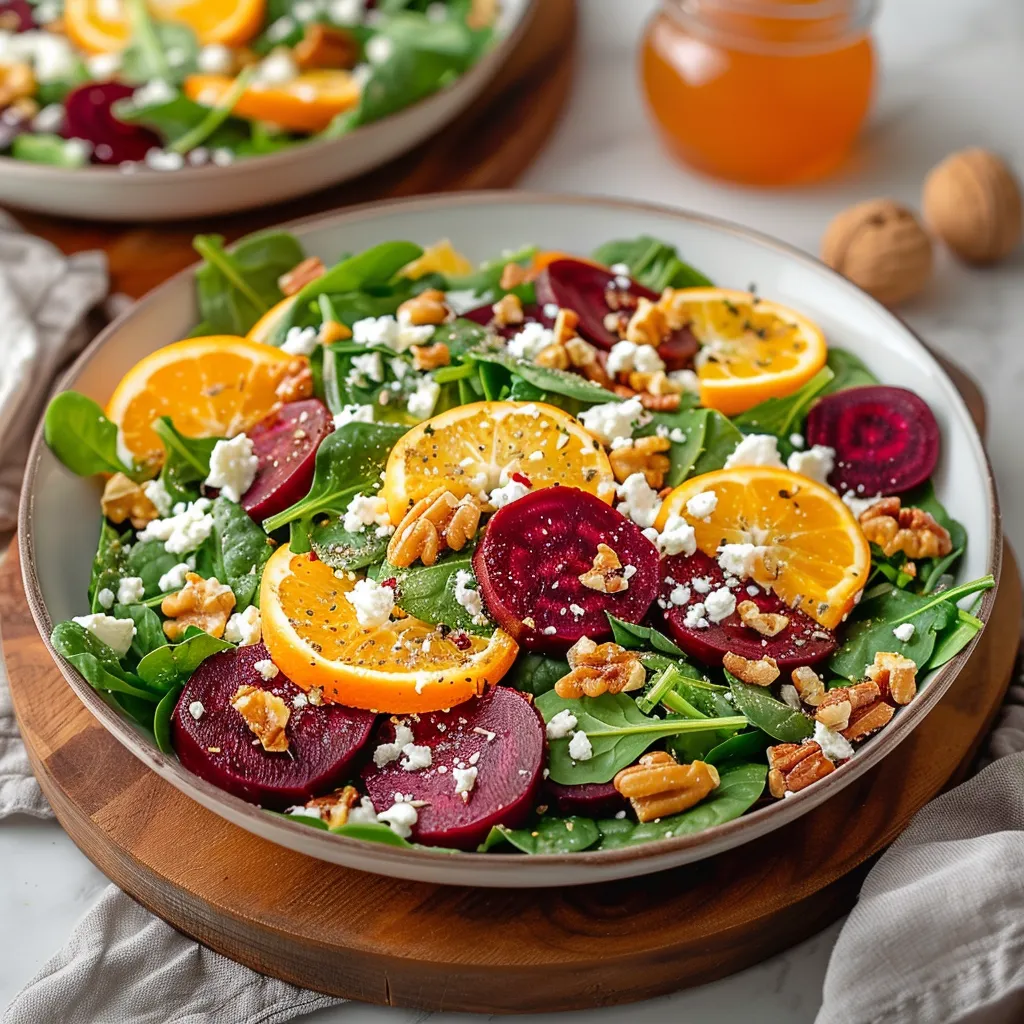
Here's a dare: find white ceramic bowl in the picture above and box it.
[18,193,1000,887]
[0,1,533,221]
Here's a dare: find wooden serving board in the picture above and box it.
[10,0,577,299]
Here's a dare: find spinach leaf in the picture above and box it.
[468,346,621,405]
[821,348,879,395]
[44,391,137,478]
[493,816,600,855]
[431,318,490,357]
[377,551,492,634]
[636,406,706,487]
[88,522,130,612]
[153,683,183,753]
[607,614,686,658]
[309,514,390,570]
[732,367,834,438]
[262,422,407,540]
[120,18,198,86]
[590,236,712,292]
[504,652,571,697]
[126,540,181,598]
[535,690,746,785]
[903,482,967,592]
[445,245,536,301]
[930,607,985,669]
[211,497,272,608]
[727,673,813,742]
[704,729,772,767]
[135,630,233,692]
[11,133,90,167]
[50,621,162,702]
[152,416,220,499]
[114,604,167,664]
[115,94,250,151]
[689,410,743,475]
[327,822,415,848]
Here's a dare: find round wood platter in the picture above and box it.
[10,0,577,299]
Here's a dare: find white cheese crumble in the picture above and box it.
[365,34,394,64]
[350,351,384,384]
[546,709,578,740]
[685,490,718,520]
[787,445,836,485]
[507,321,554,360]
[453,569,487,625]
[668,369,701,394]
[142,477,172,516]
[188,700,205,720]
[656,513,696,557]
[683,602,709,629]
[71,613,136,657]
[692,576,712,595]
[717,543,766,580]
[578,395,649,445]
[137,498,214,555]
[333,404,374,430]
[225,606,261,646]
[158,562,190,593]
[615,472,662,529]
[96,588,115,610]
[197,43,233,74]
[205,434,259,503]
[789,432,805,450]
[254,659,279,682]
[377,797,417,839]
[400,744,433,772]
[488,479,530,509]
[144,148,185,172]
[606,340,665,376]
[344,578,394,628]
[704,586,737,623]
[453,764,478,800]
[814,720,854,763]
[347,796,380,825]
[893,622,916,642]
[568,730,593,761]
[373,722,415,767]
[724,433,785,469]
[407,377,440,420]
[281,325,319,356]
[842,491,886,518]
[352,314,433,353]
[116,576,145,605]
[668,584,691,606]
[342,493,391,534]
[253,48,299,86]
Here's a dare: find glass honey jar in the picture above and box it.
[641,0,877,186]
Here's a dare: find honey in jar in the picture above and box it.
[642,0,877,186]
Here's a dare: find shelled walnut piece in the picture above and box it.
[161,573,236,640]
[614,750,720,823]
[411,342,450,370]
[398,289,449,326]
[101,473,160,529]
[499,262,530,290]
[554,636,645,698]
[865,651,918,706]
[791,666,825,707]
[612,383,681,412]
[737,601,790,638]
[578,543,630,594]
[276,358,315,404]
[231,685,290,753]
[302,785,362,828]
[535,331,613,389]
[0,63,35,109]
[491,293,524,327]
[609,435,672,489]
[387,488,481,568]
[767,741,835,798]
[278,257,325,296]
[723,651,780,686]
[859,497,952,559]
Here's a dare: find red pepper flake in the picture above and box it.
[381,577,398,590]
[450,631,472,651]
[308,551,319,561]
[510,472,532,488]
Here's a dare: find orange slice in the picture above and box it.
[246,295,296,345]
[381,400,616,525]
[260,545,519,713]
[65,0,265,53]
[106,335,309,465]
[529,251,605,276]
[401,240,473,280]
[674,287,827,416]
[185,70,359,133]
[656,467,870,629]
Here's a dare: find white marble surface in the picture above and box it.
[3,0,1023,1019]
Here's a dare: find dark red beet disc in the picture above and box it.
[660,551,836,670]
[171,642,376,809]
[242,398,333,524]
[62,82,160,165]
[806,385,940,496]
[360,687,545,849]
[544,780,627,819]
[534,258,697,369]
[0,0,34,31]
[473,486,660,654]
[463,301,554,340]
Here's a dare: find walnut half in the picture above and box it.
[859,497,953,560]
[231,685,290,753]
[578,543,630,594]
[161,572,236,640]
[723,651,780,687]
[101,473,160,529]
[387,488,481,568]
[554,636,645,698]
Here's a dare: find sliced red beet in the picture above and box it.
[544,780,627,819]
[806,385,940,496]
[534,259,698,370]
[463,301,554,341]
[660,551,836,670]
[360,687,545,850]
[241,398,333,523]
[0,0,34,31]
[473,486,660,655]
[172,642,376,810]
[62,82,160,165]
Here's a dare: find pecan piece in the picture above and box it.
[609,435,672,489]
[842,700,895,741]
[491,293,524,327]
[535,343,570,370]
[816,680,879,729]
[865,651,918,705]
[294,23,359,70]
[231,684,290,753]
[278,257,325,297]
[0,63,35,108]
[767,741,835,797]
[614,750,719,822]
[101,472,160,529]
[737,600,790,638]
[564,335,614,388]
[275,358,314,403]
[161,572,236,640]
[499,262,530,290]
[552,308,579,344]
[398,288,449,326]
[411,342,450,370]
[578,543,630,594]
[791,666,826,706]
[723,651,780,686]
[860,497,953,559]
[387,488,482,568]
[554,636,645,698]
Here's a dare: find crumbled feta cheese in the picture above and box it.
[197,43,233,74]
[377,798,417,838]
[144,148,185,171]
[158,563,190,593]
[333,404,374,430]
[655,513,696,557]
[205,434,259,502]
[507,321,554,360]
[724,433,784,470]
[347,796,380,825]
[668,584,691,606]
[142,477,172,517]
[787,445,836,485]
[131,77,177,107]
[281,325,319,356]
[86,51,120,78]
[842,491,886,518]
[400,744,433,772]
[342,493,391,534]
[691,576,712,595]
[344,578,394,628]
[71,613,136,657]
[615,472,661,529]
[578,396,649,446]
[254,659,279,681]
[489,479,530,509]
[351,314,433,353]
[814,720,854,762]
[407,377,440,420]
[365,34,394,64]
[546,709,578,740]
[668,369,700,395]
[568,730,593,761]
[31,102,64,134]
[351,351,384,384]
[704,586,737,623]
[1,30,77,82]
[116,576,145,605]
[225,606,261,646]
[717,543,766,580]
[683,602,709,629]
[137,498,214,555]
[569,603,585,617]
[254,48,299,86]
[96,587,115,610]
[893,622,916,643]
[265,15,296,42]
[453,569,487,625]
[373,723,415,767]
[453,764,478,799]
[789,432,805,450]
[780,684,801,710]
[685,490,718,520]
[606,340,665,376]
[188,700,205,720]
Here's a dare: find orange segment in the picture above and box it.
[260,545,519,713]
[657,467,870,629]
[674,287,827,416]
[246,295,296,345]
[185,70,360,133]
[106,336,309,465]
[401,240,473,280]
[381,400,616,525]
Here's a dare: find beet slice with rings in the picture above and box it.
[660,550,836,670]
[241,398,333,523]
[534,258,698,370]
[62,83,160,165]
[473,486,660,655]
[544,780,627,819]
[172,642,377,810]
[463,300,554,340]
[360,687,545,850]
[806,385,940,496]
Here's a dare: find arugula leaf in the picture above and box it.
[136,630,233,692]
[309,513,390,571]
[467,345,621,405]
[732,367,834,438]
[88,522,130,613]
[493,816,600,855]
[704,729,772,767]
[503,653,571,697]
[211,497,272,608]
[590,236,712,291]
[689,409,743,475]
[44,391,137,479]
[726,673,813,742]
[607,613,687,658]
[535,690,746,785]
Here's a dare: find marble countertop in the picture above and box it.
[3,0,1023,1019]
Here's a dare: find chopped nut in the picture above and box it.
[859,497,953,559]
[467,0,498,29]
[791,666,826,707]
[318,320,352,344]
[278,257,325,297]
[303,785,362,828]
[737,600,790,638]
[411,341,450,370]
[491,293,524,327]
[387,488,482,568]
[819,679,880,715]
[294,23,359,70]
[101,472,160,529]
[625,297,669,347]
[816,700,853,731]
[723,651,780,686]
[614,750,719,822]
[578,543,629,594]
[563,335,613,388]
[609,435,672,489]
[534,343,570,370]
[161,573,236,640]
[398,288,449,326]
[499,262,530,290]
[231,684,290,753]
[865,651,918,705]
[275,358,314,404]
[555,636,645,698]
[842,700,895,741]
[628,369,683,397]
[766,741,835,797]
[552,308,579,344]
[0,62,35,108]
